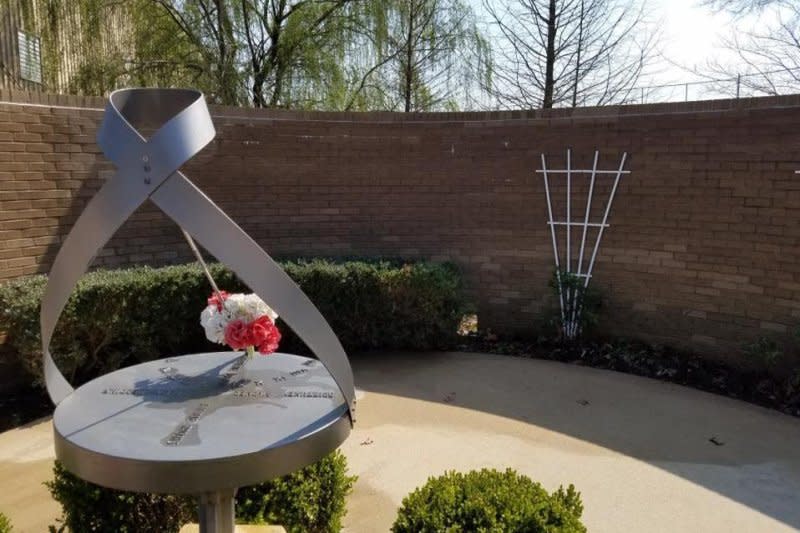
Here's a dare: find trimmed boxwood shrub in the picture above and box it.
[392,469,586,533]
[236,449,356,533]
[47,451,355,533]
[0,259,467,389]
[46,462,194,533]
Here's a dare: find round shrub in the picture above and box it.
[46,461,195,533]
[236,449,356,533]
[47,451,355,533]
[392,469,586,533]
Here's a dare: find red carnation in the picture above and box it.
[208,291,230,311]
[224,319,250,350]
[248,315,281,354]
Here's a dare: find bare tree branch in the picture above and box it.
[706,2,800,96]
[485,0,657,109]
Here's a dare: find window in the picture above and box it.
[17,31,42,84]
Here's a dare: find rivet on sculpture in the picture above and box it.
[538,149,630,339]
[40,88,355,533]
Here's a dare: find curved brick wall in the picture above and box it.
[2,88,800,359]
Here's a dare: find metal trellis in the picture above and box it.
[537,149,630,339]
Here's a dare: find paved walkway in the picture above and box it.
[339,352,800,532]
[3,352,800,532]
[0,417,59,532]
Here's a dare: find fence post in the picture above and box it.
[736,74,741,98]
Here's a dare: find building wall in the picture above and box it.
[0,1,132,93]
[0,1,41,92]
[2,89,800,359]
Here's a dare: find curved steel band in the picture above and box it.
[40,88,355,422]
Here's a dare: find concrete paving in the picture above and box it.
[0,418,59,532]
[3,352,800,532]
[339,352,800,532]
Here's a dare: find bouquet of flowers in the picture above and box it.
[200,291,281,356]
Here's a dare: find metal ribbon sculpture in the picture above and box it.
[40,88,355,423]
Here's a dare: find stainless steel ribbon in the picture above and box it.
[40,88,356,422]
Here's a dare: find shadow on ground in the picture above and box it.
[349,351,800,530]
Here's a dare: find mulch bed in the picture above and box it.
[0,387,52,433]
[457,334,800,418]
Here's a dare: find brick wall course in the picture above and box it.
[1,91,800,360]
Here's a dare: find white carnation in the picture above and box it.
[221,293,278,322]
[200,305,230,344]
[199,292,278,345]
[244,293,278,321]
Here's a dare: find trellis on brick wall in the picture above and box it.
[537,149,630,339]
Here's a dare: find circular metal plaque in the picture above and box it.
[53,352,350,494]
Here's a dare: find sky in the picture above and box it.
[644,0,744,99]
[472,0,774,102]
[653,0,731,74]
[649,0,746,82]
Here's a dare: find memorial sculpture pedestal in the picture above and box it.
[53,352,349,532]
[41,89,356,533]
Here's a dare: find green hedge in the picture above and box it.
[0,259,467,389]
[47,451,356,533]
[392,469,586,533]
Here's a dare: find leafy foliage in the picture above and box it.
[47,451,354,532]
[547,270,603,341]
[236,450,356,533]
[349,0,492,112]
[391,468,586,533]
[46,462,194,533]
[17,1,197,95]
[0,259,467,389]
[743,336,784,369]
[16,0,491,111]
[0,512,12,533]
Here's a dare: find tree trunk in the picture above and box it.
[403,1,416,112]
[252,72,267,107]
[242,0,266,107]
[270,61,287,107]
[572,0,584,107]
[215,0,238,105]
[268,2,288,107]
[543,0,557,109]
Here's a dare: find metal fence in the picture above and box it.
[632,69,800,104]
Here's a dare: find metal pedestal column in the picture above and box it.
[198,489,236,533]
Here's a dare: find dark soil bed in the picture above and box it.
[458,334,800,418]
[0,387,52,432]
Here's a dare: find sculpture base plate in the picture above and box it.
[52,352,350,494]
